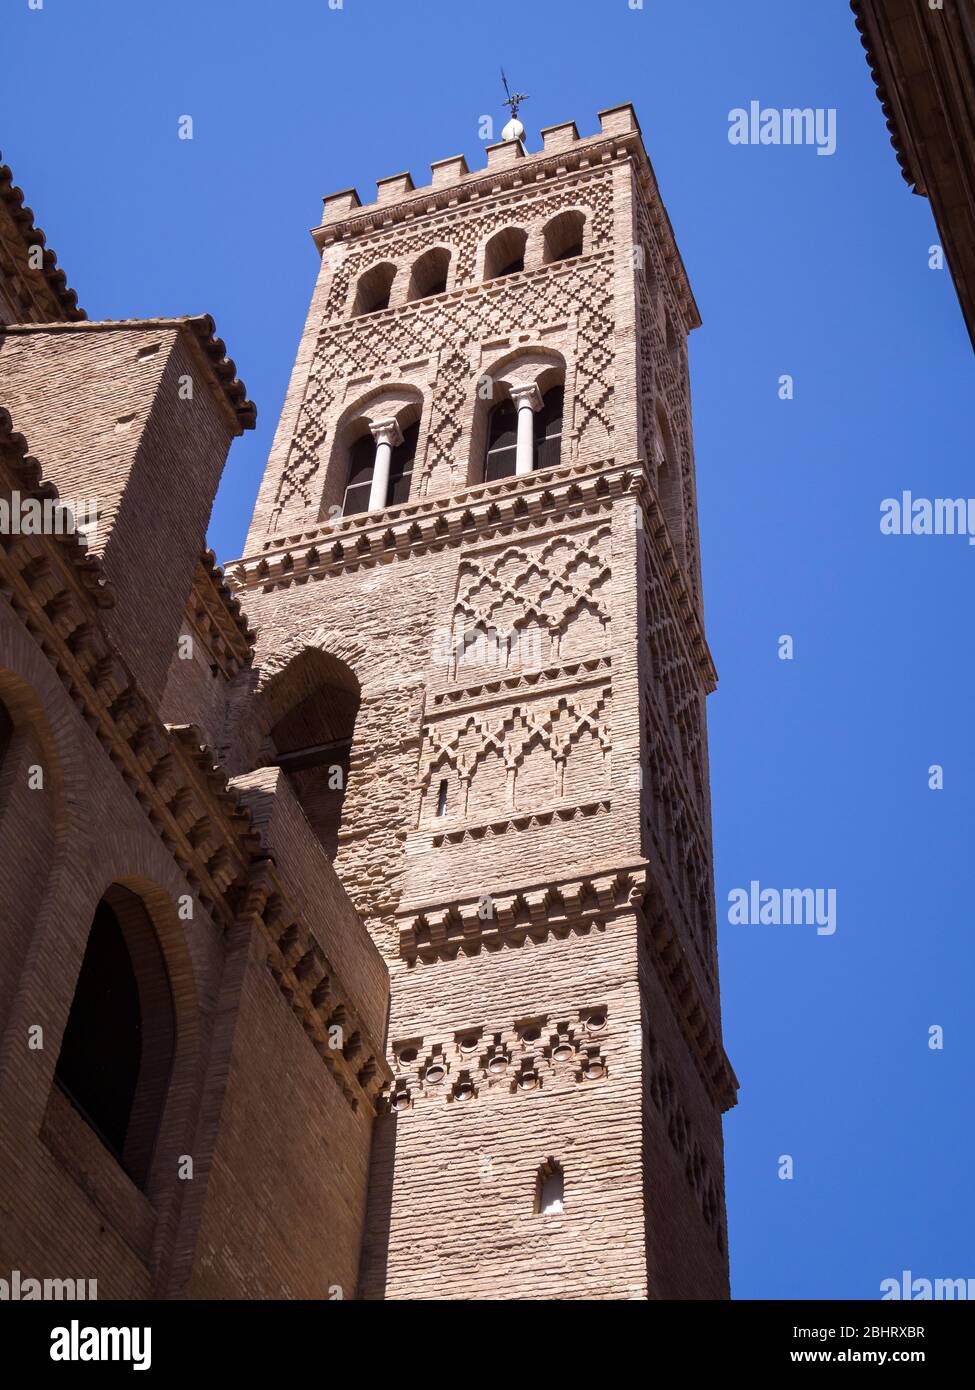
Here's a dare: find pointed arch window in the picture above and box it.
[54,887,175,1189]
[267,650,361,860]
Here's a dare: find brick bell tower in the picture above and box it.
[227,103,738,1300]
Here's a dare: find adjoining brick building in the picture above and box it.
[0,105,736,1300]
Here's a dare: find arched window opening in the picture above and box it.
[353,262,396,317]
[407,247,451,301]
[534,385,564,471]
[268,652,361,860]
[54,887,175,1190]
[483,384,563,482]
[484,227,528,281]
[341,420,419,516]
[542,210,585,264]
[535,1158,565,1215]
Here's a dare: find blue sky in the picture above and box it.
[4,0,973,1299]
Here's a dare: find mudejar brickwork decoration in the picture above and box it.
[0,105,736,1301]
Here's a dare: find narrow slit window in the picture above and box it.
[436,779,449,817]
[535,1158,565,1215]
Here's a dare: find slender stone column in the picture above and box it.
[508,383,542,476]
[367,418,403,511]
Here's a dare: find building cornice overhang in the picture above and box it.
[232,456,717,694]
[0,152,86,321]
[0,316,257,434]
[313,125,701,333]
[850,0,922,191]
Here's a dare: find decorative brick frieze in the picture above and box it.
[385,1003,611,1113]
[397,863,649,960]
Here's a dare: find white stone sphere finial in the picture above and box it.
[501,116,526,144]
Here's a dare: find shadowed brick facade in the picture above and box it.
[0,104,736,1301]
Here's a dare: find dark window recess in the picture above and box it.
[533,385,564,472]
[353,263,396,316]
[484,400,519,481]
[387,420,419,507]
[436,779,449,817]
[341,434,377,516]
[52,894,174,1190]
[484,229,528,281]
[269,661,361,861]
[552,242,582,262]
[55,903,143,1165]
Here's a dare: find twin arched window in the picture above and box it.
[484,212,586,282]
[341,420,418,516]
[337,381,561,515]
[485,384,563,482]
[353,248,452,317]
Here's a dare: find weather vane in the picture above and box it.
[500,69,529,143]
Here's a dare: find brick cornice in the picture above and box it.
[0,151,85,321]
[186,549,255,679]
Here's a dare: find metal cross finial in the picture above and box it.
[501,68,529,121]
